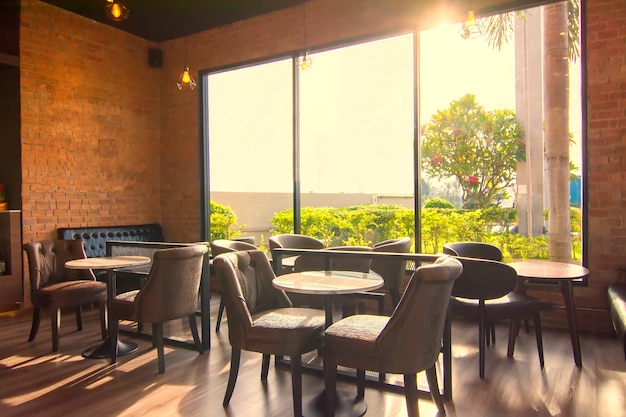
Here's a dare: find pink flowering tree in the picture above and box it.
[421,94,525,209]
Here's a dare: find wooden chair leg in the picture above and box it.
[51,308,61,352]
[404,373,419,417]
[110,316,120,364]
[261,353,271,380]
[534,315,545,368]
[75,306,83,331]
[290,355,303,417]
[223,347,241,407]
[188,314,203,354]
[507,318,520,359]
[216,299,225,332]
[425,366,445,415]
[28,307,41,342]
[153,322,165,373]
[323,359,337,417]
[99,302,107,340]
[356,369,366,399]
[478,307,486,378]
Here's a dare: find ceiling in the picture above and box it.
[41,0,307,43]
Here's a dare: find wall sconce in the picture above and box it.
[460,9,483,39]
[105,0,129,22]
[177,38,197,90]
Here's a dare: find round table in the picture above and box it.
[273,270,383,328]
[66,255,151,359]
[508,260,589,367]
[273,270,383,417]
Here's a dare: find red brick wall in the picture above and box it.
[20,1,161,244]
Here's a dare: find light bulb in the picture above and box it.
[111,4,121,19]
[182,70,190,84]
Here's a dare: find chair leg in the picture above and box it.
[223,347,241,407]
[188,314,203,354]
[356,369,366,399]
[28,307,41,342]
[51,308,61,352]
[507,318,520,359]
[99,302,107,340]
[490,321,496,344]
[478,307,486,379]
[403,373,419,417]
[75,306,83,331]
[216,298,225,332]
[425,366,445,415]
[323,359,337,417]
[261,353,271,380]
[153,322,165,374]
[290,355,303,417]
[110,316,120,364]
[534,315,545,368]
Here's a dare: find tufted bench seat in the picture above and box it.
[58,224,164,258]
[609,266,626,360]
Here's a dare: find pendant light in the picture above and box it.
[177,37,197,90]
[460,9,483,40]
[297,2,312,71]
[105,0,129,22]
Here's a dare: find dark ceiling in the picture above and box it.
[41,0,307,43]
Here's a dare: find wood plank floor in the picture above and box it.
[0,296,624,417]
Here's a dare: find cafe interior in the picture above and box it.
[0,0,625,416]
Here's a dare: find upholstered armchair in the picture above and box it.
[23,239,107,352]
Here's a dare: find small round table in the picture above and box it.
[65,255,151,359]
[273,269,383,328]
[508,260,589,367]
[273,270,383,417]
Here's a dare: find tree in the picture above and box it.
[421,94,525,209]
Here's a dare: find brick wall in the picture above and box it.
[20,1,161,245]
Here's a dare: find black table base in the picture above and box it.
[82,339,139,359]
[304,390,366,417]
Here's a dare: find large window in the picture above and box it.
[202,1,584,265]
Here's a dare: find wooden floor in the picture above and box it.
[0,296,625,417]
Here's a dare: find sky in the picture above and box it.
[208,11,582,195]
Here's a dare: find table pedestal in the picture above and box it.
[304,390,366,417]
[82,339,138,359]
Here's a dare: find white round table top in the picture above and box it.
[508,260,589,280]
[273,270,383,295]
[65,256,151,270]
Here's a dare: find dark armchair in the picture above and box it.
[109,245,208,373]
[323,256,463,417]
[23,239,107,352]
[213,249,325,417]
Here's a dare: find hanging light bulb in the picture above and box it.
[460,9,482,40]
[177,66,197,90]
[177,38,196,90]
[298,50,313,71]
[105,0,129,22]
[298,3,312,71]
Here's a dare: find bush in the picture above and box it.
[210,201,243,241]
[424,198,455,209]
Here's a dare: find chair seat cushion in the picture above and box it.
[451,293,543,320]
[111,290,140,320]
[324,314,389,369]
[245,307,325,355]
[32,280,107,309]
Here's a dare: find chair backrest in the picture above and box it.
[449,257,518,300]
[442,242,503,261]
[213,250,292,348]
[210,239,257,257]
[371,237,411,290]
[268,234,325,251]
[376,256,463,373]
[133,245,208,322]
[23,239,95,293]
[293,246,372,273]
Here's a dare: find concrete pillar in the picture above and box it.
[515,9,544,236]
